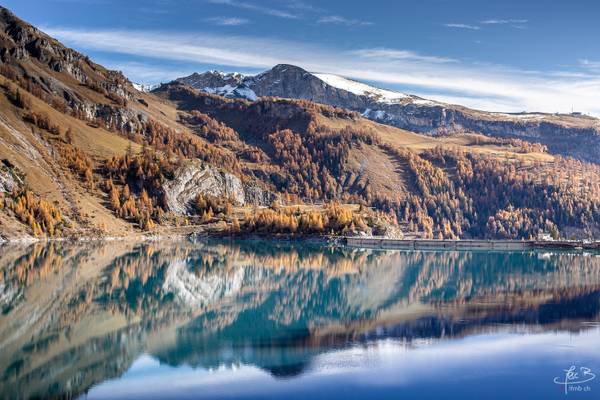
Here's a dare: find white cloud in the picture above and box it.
[205,17,249,26]
[443,23,481,30]
[349,48,456,64]
[45,27,285,68]
[99,61,192,83]
[480,19,528,24]
[43,27,600,116]
[207,0,299,19]
[579,59,600,71]
[282,0,323,13]
[318,15,372,26]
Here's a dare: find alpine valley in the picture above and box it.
[2,5,600,241]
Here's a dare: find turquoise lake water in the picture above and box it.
[1,239,599,399]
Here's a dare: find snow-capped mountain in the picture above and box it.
[175,64,453,133]
[176,71,257,100]
[177,64,428,107]
[173,65,600,161]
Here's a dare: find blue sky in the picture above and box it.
[4,0,600,115]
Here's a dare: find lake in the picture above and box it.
[1,239,599,399]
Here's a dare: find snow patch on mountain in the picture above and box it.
[203,84,257,101]
[212,71,246,81]
[234,86,258,101]
[203,84,236,96]
[495,113,548,120]
[313,73,409,104]
[362,108,388,120]
[132,82,160,92]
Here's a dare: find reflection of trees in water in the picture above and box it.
[186,240,375,276]
[3,242,600,327]
[1,241,600,398]
[4,243,65,286]
[3,324,146,400]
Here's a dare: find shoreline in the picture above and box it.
[1,233,599,252]
[342,237,599,251]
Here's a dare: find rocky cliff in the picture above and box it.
[0,7,152,134]
[162,160,273,214]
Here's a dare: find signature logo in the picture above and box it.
[553,365,596,395]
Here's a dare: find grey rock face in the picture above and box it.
[0,7,134,102]
[162,161,273,214]
[243,184,275,206]
[248,65,371,109]
[0,166,21,193]
[163,161,244,214]
[178,71,244,89]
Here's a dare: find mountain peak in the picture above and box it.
[252,64,310,82]
[0,5,20,24]
[270,64,307,73]
[177,71,243,92]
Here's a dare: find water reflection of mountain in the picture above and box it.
[1,240,600,398]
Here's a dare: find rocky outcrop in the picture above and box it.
[178,71,244,89]
[243,184,275,206]
[248,65,372,109]
[0,164,22,193]
[176,71,257,100]
[0,6,135,100]
[162,161,273,214]
[0,170,16,193]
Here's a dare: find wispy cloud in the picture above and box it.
[579,59,600,71]
[44,26,600,116]
[100,61,192,83]
[205,16,249,26]
[443,23,481,30]
[480,19,529,24]
[349,48,456,64]
[445,19,529,31]
[281,0,323,13]
[206,0,369,27]
[207,0,299,19]
[318,15,372,27]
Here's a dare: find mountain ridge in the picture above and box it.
[176,64,600,163]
